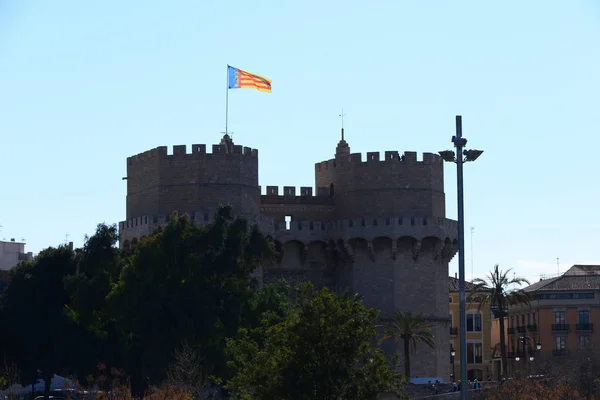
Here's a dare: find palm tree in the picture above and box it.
[378,310,435,378]
[471,264,531,378]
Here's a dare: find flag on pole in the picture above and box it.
[228,65,272,93]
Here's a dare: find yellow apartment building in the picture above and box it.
[448,276,493,381]
[508,265,600,374]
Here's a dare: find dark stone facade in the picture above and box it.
[119,132,458,379]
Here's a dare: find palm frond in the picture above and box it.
[379,310,435,351]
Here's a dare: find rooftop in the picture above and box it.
[448,276,477,292]
[565,265,600,275]
[524,265,600,292]
[0,238,25,245]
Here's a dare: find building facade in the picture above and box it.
[448,276,493,381]
[0,239,33,272]
[0,239,33,294]
[508,265,600,374]
[118,132,459,379]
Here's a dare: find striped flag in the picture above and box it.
[227,65,272,93]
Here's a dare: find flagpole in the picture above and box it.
[225,64,229,134]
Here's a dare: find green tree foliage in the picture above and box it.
[105,205,275,390]
[472,264,530,377]
[225,283,406,400]
[64,223,124,379]
[378,310,436,378]
[0,245,77,398]
[65,223,121,333]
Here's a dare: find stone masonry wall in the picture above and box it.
[119,135,458,382]
[314,151,445,219]
[126,142,260,221]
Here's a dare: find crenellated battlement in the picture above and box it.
[315,151,440,171]
[127,143,258,165]
[261,185,332,198]
[119,212,457,246]
[125,135,260,220]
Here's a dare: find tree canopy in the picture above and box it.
[0,245,77,396]
[225,283,406,400]
[0,206,404,399]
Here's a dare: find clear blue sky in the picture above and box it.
[1,1,599,284]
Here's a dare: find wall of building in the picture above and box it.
[260,185,335,223]
[125,139,260,221]
[262,215,458,379]
[314,151,445,219]
[509,297,600,361]
[449,290,493,381]
[0,240,33,271]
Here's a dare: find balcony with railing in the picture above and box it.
[576,323,593,332]
[553,349,569,357]
[449,326,458,336]
[527,324,538,332]
[552,323,569,332]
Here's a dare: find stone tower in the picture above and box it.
[119,131,458,379]
[120,134,260,244]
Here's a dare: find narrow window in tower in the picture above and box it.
[285,215,292,230]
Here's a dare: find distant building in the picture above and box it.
[0,239,33,294]
[448,276,494,381]
[508,265,600,373]
[0,239,32,271]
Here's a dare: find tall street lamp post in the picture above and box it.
[440,116,484,400]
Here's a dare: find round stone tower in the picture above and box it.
[120,134,260,245]
[264,131,458,379]
[315,129,446,219]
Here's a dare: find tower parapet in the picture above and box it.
[315,150,445,219]
[125,134,260,221]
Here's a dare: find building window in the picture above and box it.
[449,297,452,303]
[521,314,525,326]
[555,336,567,350]
[467,342,483,364]
[579,310,590,324]
[554,310,566,324]
[579,336,590,350]
[467,313,482,332]
[532,312,536,325]
[510,315,514,328]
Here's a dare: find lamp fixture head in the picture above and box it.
[464,149,484,162]
[439,150,456,162]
